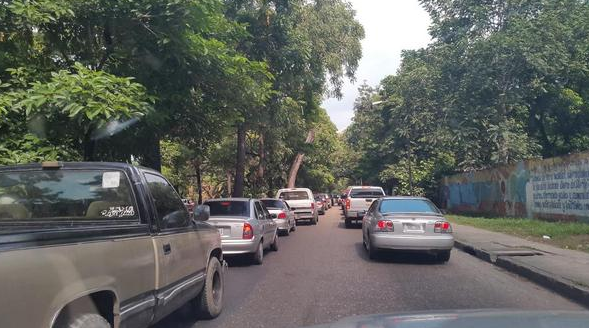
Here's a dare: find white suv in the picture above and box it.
[276,188,319,225]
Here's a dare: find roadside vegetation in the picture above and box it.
[0,0,363,200]
[448,215,589,253]
[342,0,589,201]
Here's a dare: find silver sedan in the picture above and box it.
[204,198,278,265]
[362,196,454,262]
[260,198,296,235]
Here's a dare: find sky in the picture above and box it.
[323,0,432,131]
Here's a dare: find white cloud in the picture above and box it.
[323,0,432,131]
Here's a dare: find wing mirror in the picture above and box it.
[193,205,210,221]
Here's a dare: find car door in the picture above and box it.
[364,200,379,240]
[261,202,277,239]
[254,201,272,247]
[144,173,205,321]
[284,202,295,227]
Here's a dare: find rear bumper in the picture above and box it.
[274,219,290,231]
[371,233,454,251]
[294,211,315,220]
[345,210,366,219]
[221,238,258,255]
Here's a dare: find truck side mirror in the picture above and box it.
[194,205,210,221]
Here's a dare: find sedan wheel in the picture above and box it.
[270,234,279,252]
[366,235,379,260]
[251,241,264,265]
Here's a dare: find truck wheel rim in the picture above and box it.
[212,270,222,304]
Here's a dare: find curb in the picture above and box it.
[454,239,589,308]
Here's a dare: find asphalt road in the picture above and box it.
[154,206,584,328]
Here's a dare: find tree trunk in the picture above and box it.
[226,171,233,197]
[286,129,315,188]
[287,153,305,188]
[83,129,96,161]
[143,137,162,172]
[257,132,265,179]
[195,162,203,204]
[233,124,246,197]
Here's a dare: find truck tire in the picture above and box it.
[61,313,111,328]
[436,250,451,263]
[195,257,224,319]
[310,216,317,225]
[251,241,264,265]
[344,218,352,228]
[270,234,279,251]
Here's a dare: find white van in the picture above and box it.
[275,188,319,225]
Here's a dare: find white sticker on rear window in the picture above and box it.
[101,206,135,218]
[102,172,120,188]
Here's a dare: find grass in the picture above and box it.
[447,215,589,253]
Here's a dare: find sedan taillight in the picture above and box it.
[277,212,287,219]
[243,223,254,239]
[375,220,394,232]
[434,221,452,233]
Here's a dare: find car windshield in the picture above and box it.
[349,188,384,198]
[261,199,285,209]
[279,191,309,200]
[0,170,137,223]
[206,201,250,217]
[379,199,440,214]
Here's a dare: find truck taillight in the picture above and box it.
[311,202,315,210]
[434,221,452,233]
[375,220,394,232]
[346,198,350,210]
[277,212,287,219]
[243,223,254,239]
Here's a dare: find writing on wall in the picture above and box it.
[528,158,589,216]
[442,151,589,223]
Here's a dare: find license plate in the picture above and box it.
[357,211,366,217]
[403,223,424,233]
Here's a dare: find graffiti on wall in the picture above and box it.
[442,151,589,223]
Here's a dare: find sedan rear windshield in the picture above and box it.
[349,188,385,198]
[0,169,138,223]
[206,201,250,217]
[379,199,440,214]
[261,199,286,209]
[278,191,310,200]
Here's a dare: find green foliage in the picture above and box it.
[2,63,151,124]
[345,0,589,202]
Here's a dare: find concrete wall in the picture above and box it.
[441,151,589,223]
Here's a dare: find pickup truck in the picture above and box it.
[276,188,318,225]
[0,162,225,328]
[344,186,386,228]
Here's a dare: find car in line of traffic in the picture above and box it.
[362,196,454,262]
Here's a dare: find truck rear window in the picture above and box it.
[278,191,310,200]
[206,201,250,217]
[379,199,440,214]
[261,199,286,209]
[0,170,138,222]
[349,188,384,198]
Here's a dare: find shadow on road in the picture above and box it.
[354,242,444,265]
[151,302,205,328]
[337,221,362,229]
